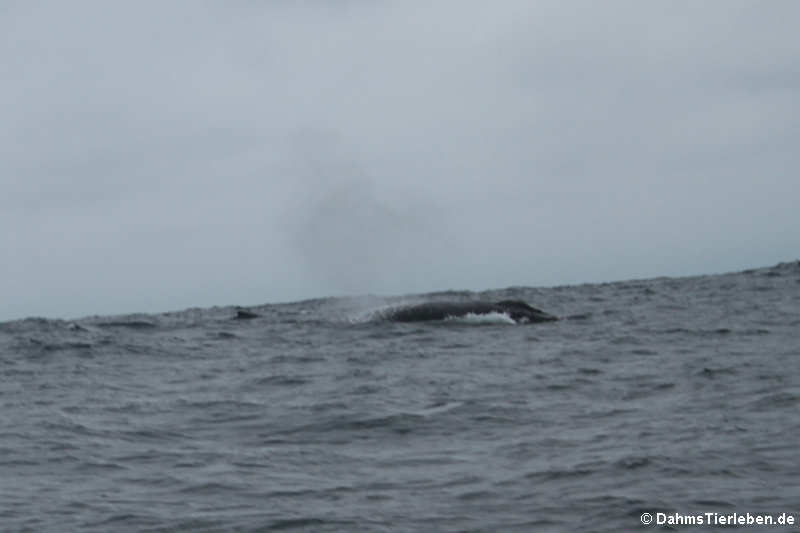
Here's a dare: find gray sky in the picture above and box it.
[2,1,799,321]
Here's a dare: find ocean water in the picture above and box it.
[1,262,799,532]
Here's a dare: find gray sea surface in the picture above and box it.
[2,262,799,532]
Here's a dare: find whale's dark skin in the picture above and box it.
[385,300,558,324]
[234,308,260,320]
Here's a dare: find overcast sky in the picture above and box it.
[2,1,798,321]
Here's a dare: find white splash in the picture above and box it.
[443,311,516,325]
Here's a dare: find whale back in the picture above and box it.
[385,300,557,323]
[494,300,557,322]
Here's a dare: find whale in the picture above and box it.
[234,308,260,319]
[384,300,558,324]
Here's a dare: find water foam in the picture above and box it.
[443,311,516,325]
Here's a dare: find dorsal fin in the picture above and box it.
[496,300,551,315]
